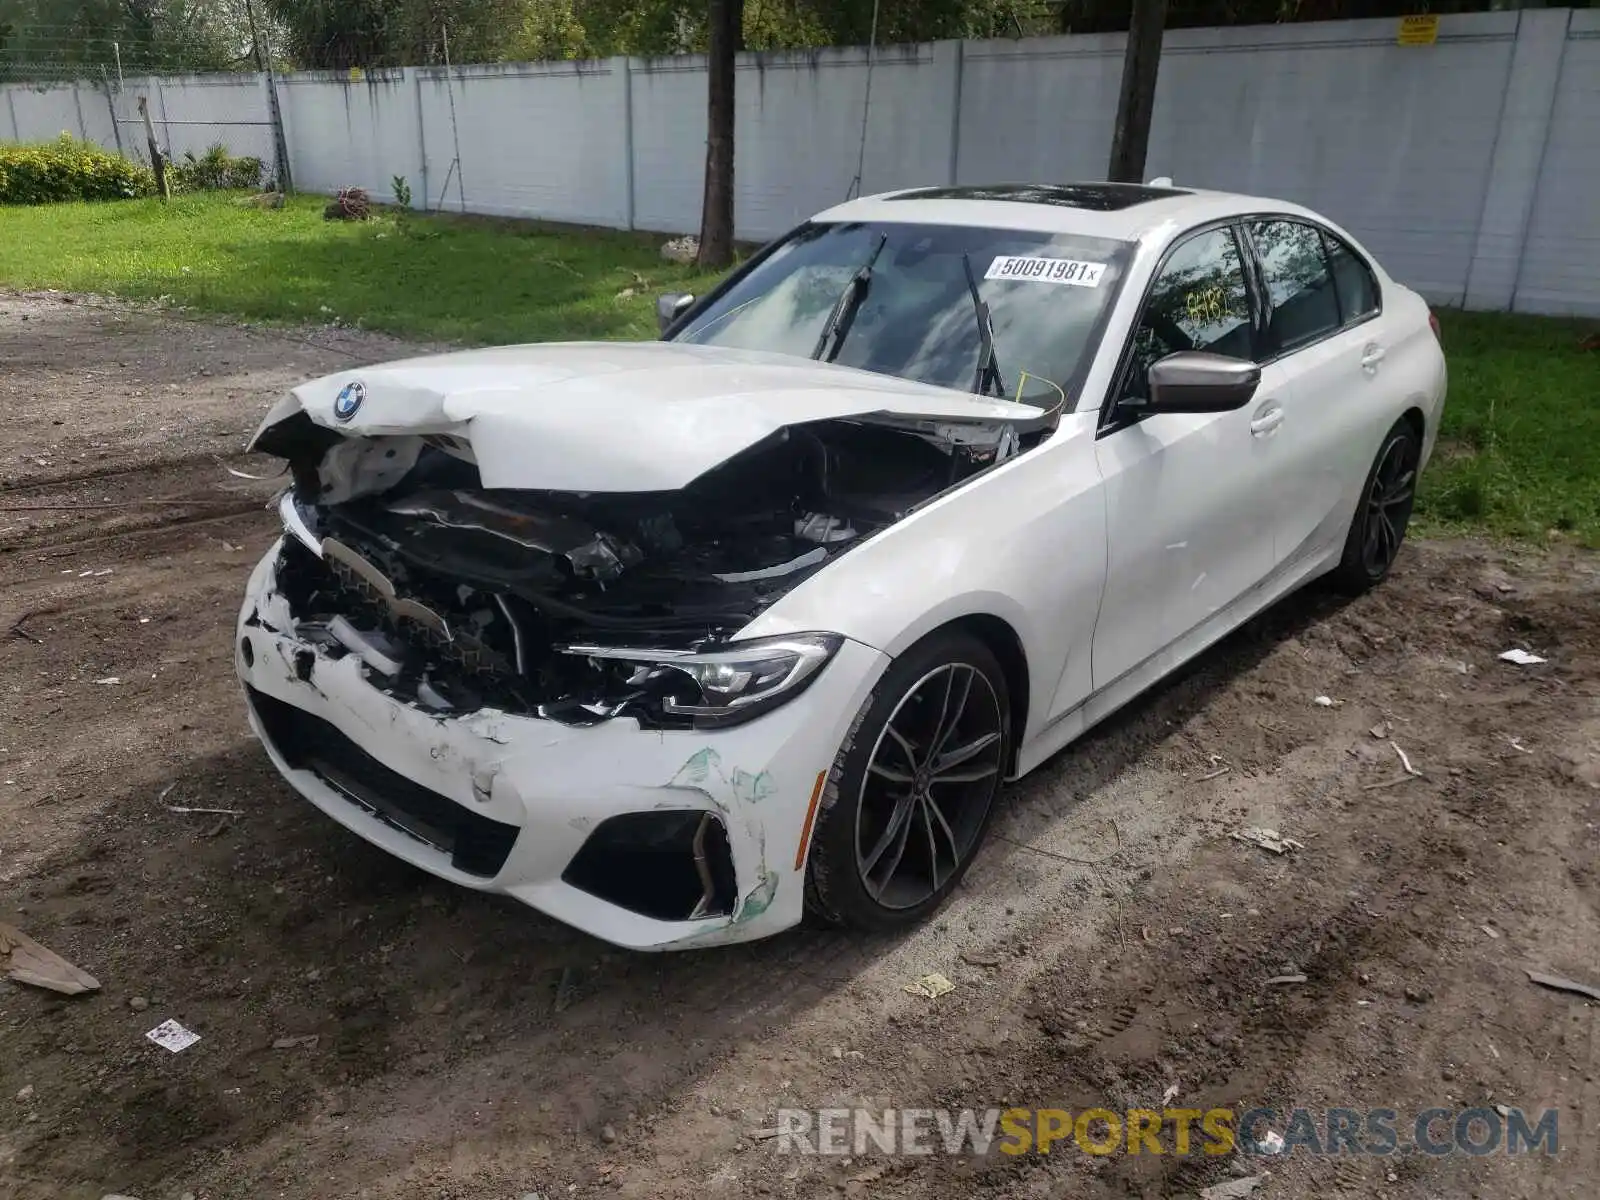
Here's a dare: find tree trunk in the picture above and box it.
[1106,0,1167,183]
[136,95,169,202]
[696,0,741,269]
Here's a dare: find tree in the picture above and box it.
[1106,0,1165,183]
[0,0,255,78]
[696,0,739,269]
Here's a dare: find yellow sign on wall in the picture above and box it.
[1398,15,1440,46]
[348,66,364,81]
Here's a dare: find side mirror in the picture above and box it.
[1144,351,1261,413]
[656,292,694,336]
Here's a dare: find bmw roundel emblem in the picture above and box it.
[333,380,365,421]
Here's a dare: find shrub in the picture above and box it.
[171,143,264,193]
[0,133,155,205]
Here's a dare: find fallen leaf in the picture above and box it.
[903,972,955,999]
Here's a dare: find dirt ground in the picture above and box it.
[2,290,1596,1200]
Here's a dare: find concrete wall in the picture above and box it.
[3,11,1596,316]
[1510,8,1600,315]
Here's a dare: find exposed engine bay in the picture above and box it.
[254,411,1037,727]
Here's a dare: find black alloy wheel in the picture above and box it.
[1331,418,1421,594]
[804,630,1010,930]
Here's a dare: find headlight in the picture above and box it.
[560,633,843,728]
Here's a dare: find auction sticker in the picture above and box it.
[985,256,1107,287]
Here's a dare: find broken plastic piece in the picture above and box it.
[1498,648,1547,666]
[795,513,856,544]
[1231,827,1304,855]
[1525,968,1600,1003]
[565,531,640,580]
[417,680,454,711]
[328,616,404,677]
[0,923,101,995]
[713,547,827,583]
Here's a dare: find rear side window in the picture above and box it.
[1249,219,1341,354]
[1323,231,1380,322]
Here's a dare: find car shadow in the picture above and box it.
[991,576,1357,848]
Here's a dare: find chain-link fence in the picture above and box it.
[1,17,291,188]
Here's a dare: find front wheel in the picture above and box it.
[1329,418,1421,594]
[804,630,1010,931]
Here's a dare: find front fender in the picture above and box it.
[738,414,1109,746]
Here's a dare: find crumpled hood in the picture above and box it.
[249,341,1042,493]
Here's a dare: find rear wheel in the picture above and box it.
[804,630,1009,931]
[1329,418,1421,594]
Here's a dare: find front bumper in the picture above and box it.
[235,540,888,950]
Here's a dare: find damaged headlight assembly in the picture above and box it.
[561,633,844,728]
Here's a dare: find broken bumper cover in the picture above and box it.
[235,541,887,950]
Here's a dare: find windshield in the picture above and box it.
[670,221,1133,410]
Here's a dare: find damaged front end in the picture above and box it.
[250,409,1025,729]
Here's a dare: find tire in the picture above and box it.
[803,629,1010,931]
[1328,417,1422,595]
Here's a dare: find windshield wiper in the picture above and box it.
[812,234,888,363]
[961,252,1007,399]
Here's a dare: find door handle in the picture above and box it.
[1361,344,1387,370]
[1249,405,1284,437]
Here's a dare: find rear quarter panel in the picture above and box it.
[1383,282,1448,470]
[1318,215,1448,454]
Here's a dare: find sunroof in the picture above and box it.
[884,182,1190,211]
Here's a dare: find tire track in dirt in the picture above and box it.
[0,457,284,556]
[0,451,270,498]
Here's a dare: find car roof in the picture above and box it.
[811,182,1322,245]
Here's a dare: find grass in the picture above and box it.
[1419,310,1599,547]
[0,194,1595,545]
[0,192,725,344]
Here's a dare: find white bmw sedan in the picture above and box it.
[237,181,1445,950]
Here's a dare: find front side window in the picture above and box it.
[1119,225,1253,404]
[1249,219,1341,353]
[672,222,1133,411]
